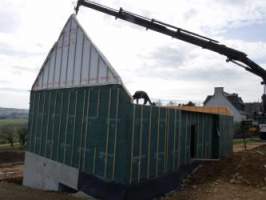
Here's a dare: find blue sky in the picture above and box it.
[0,0,266,108]
[225,22,266,43]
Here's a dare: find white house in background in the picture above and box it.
[204,87,246,122]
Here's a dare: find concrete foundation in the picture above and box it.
[23,152,79,191]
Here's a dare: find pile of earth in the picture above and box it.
[162,144,266,200]
[189,145,266,188]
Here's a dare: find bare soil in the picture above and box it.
[233,140,265,152]
[0,150,24,164]
[0,163,23,183]
[163,143,266,200]
[0,182,84,200]
[0,149,24,183]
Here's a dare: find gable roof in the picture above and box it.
[204,90,245,111]
[226,94,245,111]
[32,14,123,91]
[203,95,212,105]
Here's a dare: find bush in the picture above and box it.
[17,127,27,147]
[0,123,28,147]
[0,125,15,147]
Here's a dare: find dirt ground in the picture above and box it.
[163,142,266,200]
[0,150,24,183]
[0,182,85,200]
[0,149,24,164]
[1,142,266,200]
[0,163,23,183]
[234,143,263,152]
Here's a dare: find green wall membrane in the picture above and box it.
[27,84,233,185]
[218,115,234,157]
[28,85,131,183]
[128,108,221,184]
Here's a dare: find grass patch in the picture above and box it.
[233,137,262,144]
[0,119,27,126]
[0,143,22,151]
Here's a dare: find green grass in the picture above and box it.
[233,137,262,144]
[0,143,22,151]
[0,119,27,126]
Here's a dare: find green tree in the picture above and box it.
[184,101,196,106]
[17,127,27,147]
[1,125,15,147]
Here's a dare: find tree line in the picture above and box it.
[0,124,27,147]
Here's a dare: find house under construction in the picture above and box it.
[23,14,233,199]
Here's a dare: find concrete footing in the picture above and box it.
[23,152,79,191]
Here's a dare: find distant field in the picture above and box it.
[0,119,28,127]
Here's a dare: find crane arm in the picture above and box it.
[75,0,266,82]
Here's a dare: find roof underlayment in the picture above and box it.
[32,14,125,91]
